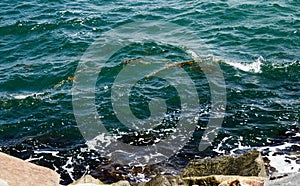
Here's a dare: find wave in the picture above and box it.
[221,56,300,77]
[223,56,264,73]
[7,92,47,100]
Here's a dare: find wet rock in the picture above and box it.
[91,161,161,184]
[181,150,266,178]
[131,164,162,178]
[91,162,130,183]
[286,145,300,154]
[138,175,185,186]
[0,152,60,186]
[262,157,277,175]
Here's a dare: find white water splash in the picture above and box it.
[224,56,264,73]
[214,137,300,174]
[262,143,300,173]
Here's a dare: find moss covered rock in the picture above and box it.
[182,176,220,186]
[181,150,266,178]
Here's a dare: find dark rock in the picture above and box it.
[263,157,277,176]
[90,162,130,183]
[287,145,300,153]
[91,161,162,184]
[131,164,162,177]
[272,151,284,156]
[269,173,289,181]
[181,150,266,178]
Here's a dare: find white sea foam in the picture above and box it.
[86,133,115,150]
[261,142,300,173]
[10,92,46,100]
[26,150,61,162]
[62,157,76,181]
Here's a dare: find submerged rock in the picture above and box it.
[181,150,266,178]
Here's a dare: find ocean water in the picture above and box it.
[0,0,299,184]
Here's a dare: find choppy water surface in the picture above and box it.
[0,0,299,184]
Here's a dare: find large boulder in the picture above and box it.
[140,175,264,186]
[181,150,266,178]
[0,152,60,186]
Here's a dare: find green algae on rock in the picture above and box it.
[181,150,266,178]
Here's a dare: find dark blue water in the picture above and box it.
[0,0,299,184]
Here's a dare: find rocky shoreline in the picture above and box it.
[0,150,299,186]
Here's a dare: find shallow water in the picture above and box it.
[0,0,299,184]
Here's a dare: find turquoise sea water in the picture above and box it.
[0,0,299,184]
